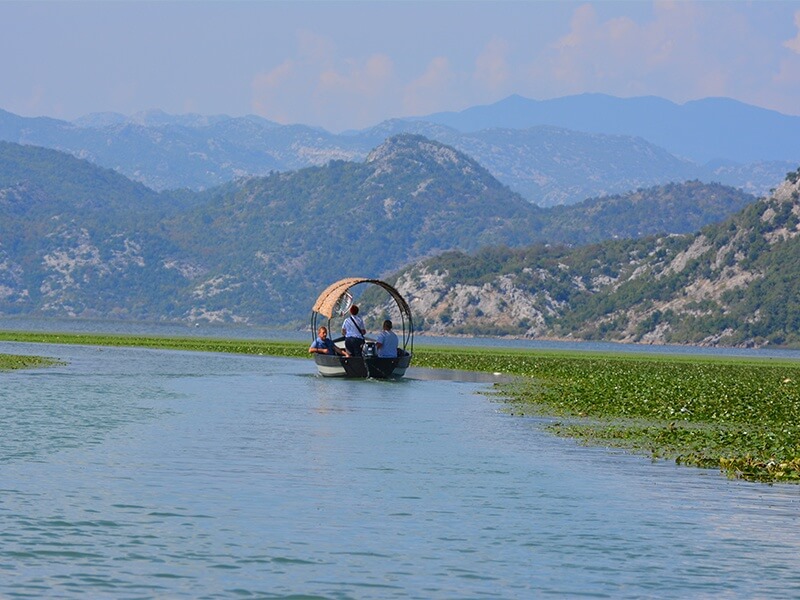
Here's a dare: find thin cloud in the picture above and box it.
[784,10,800,54]
[318,54,394,96]
[546,2,708,93]
[473,37,510,93]
[230,3,800,128]
[313,54,396,128]
[530,0,800,113]
[403,57,456,116]
[296,29,336,66]
[2,2,799,128]
[251,31,399,129]
[251,60,295,123]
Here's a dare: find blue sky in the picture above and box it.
[2,1,800,132]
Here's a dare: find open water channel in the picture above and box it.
[1,324,800,598]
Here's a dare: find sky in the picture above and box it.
[2,1,800,132]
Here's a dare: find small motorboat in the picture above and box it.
[310,277,414,379]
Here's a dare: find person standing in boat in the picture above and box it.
[342,304,367,357]
[309,326,349,357]
[375,319,399,358]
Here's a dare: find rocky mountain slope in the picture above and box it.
[1,136,759,328]
[391,168,800,347]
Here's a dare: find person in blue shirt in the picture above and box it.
[309,326,349,357]
[341,304,367,357]
[375,319,399,358]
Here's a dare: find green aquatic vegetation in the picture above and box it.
[0,331,310,359]
[490,355,800,483]
[548,419,800,481]
[2,330,799,482]
[410,345,800,482]
[0,353,62,370]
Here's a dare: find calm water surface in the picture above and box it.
[1,341,799,599]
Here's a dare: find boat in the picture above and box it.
[310,277,414,379]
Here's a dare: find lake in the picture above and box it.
[1,338,800,598]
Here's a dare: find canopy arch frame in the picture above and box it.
[310,277,414,353]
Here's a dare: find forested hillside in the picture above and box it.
[0,137,778,339]
[540,180,754,244]
[158,134,543,321]
[0,142,194,318]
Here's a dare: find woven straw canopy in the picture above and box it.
[311,278,411,320]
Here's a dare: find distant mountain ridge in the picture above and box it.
[1,93,796,205]
[417,93,800,164]
[0,137,762,332]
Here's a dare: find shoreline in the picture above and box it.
[2,329,799,483]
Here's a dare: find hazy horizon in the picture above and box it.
[2,1,800,132]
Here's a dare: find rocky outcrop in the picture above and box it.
[394,268,562,337]
[392,170,800,346]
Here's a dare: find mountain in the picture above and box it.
[0,108,364,192]
[161,134,544,322]
[389,168,800,347]
[363,124,702,206]
[0,137,759,328]
[541,181,755,244]
[0,141,167,213]
[0,136,540,323]
[0,141,204,316]
[1,96,795,205]
[418,93,800,164]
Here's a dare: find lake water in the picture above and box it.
[2,336,800,598]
